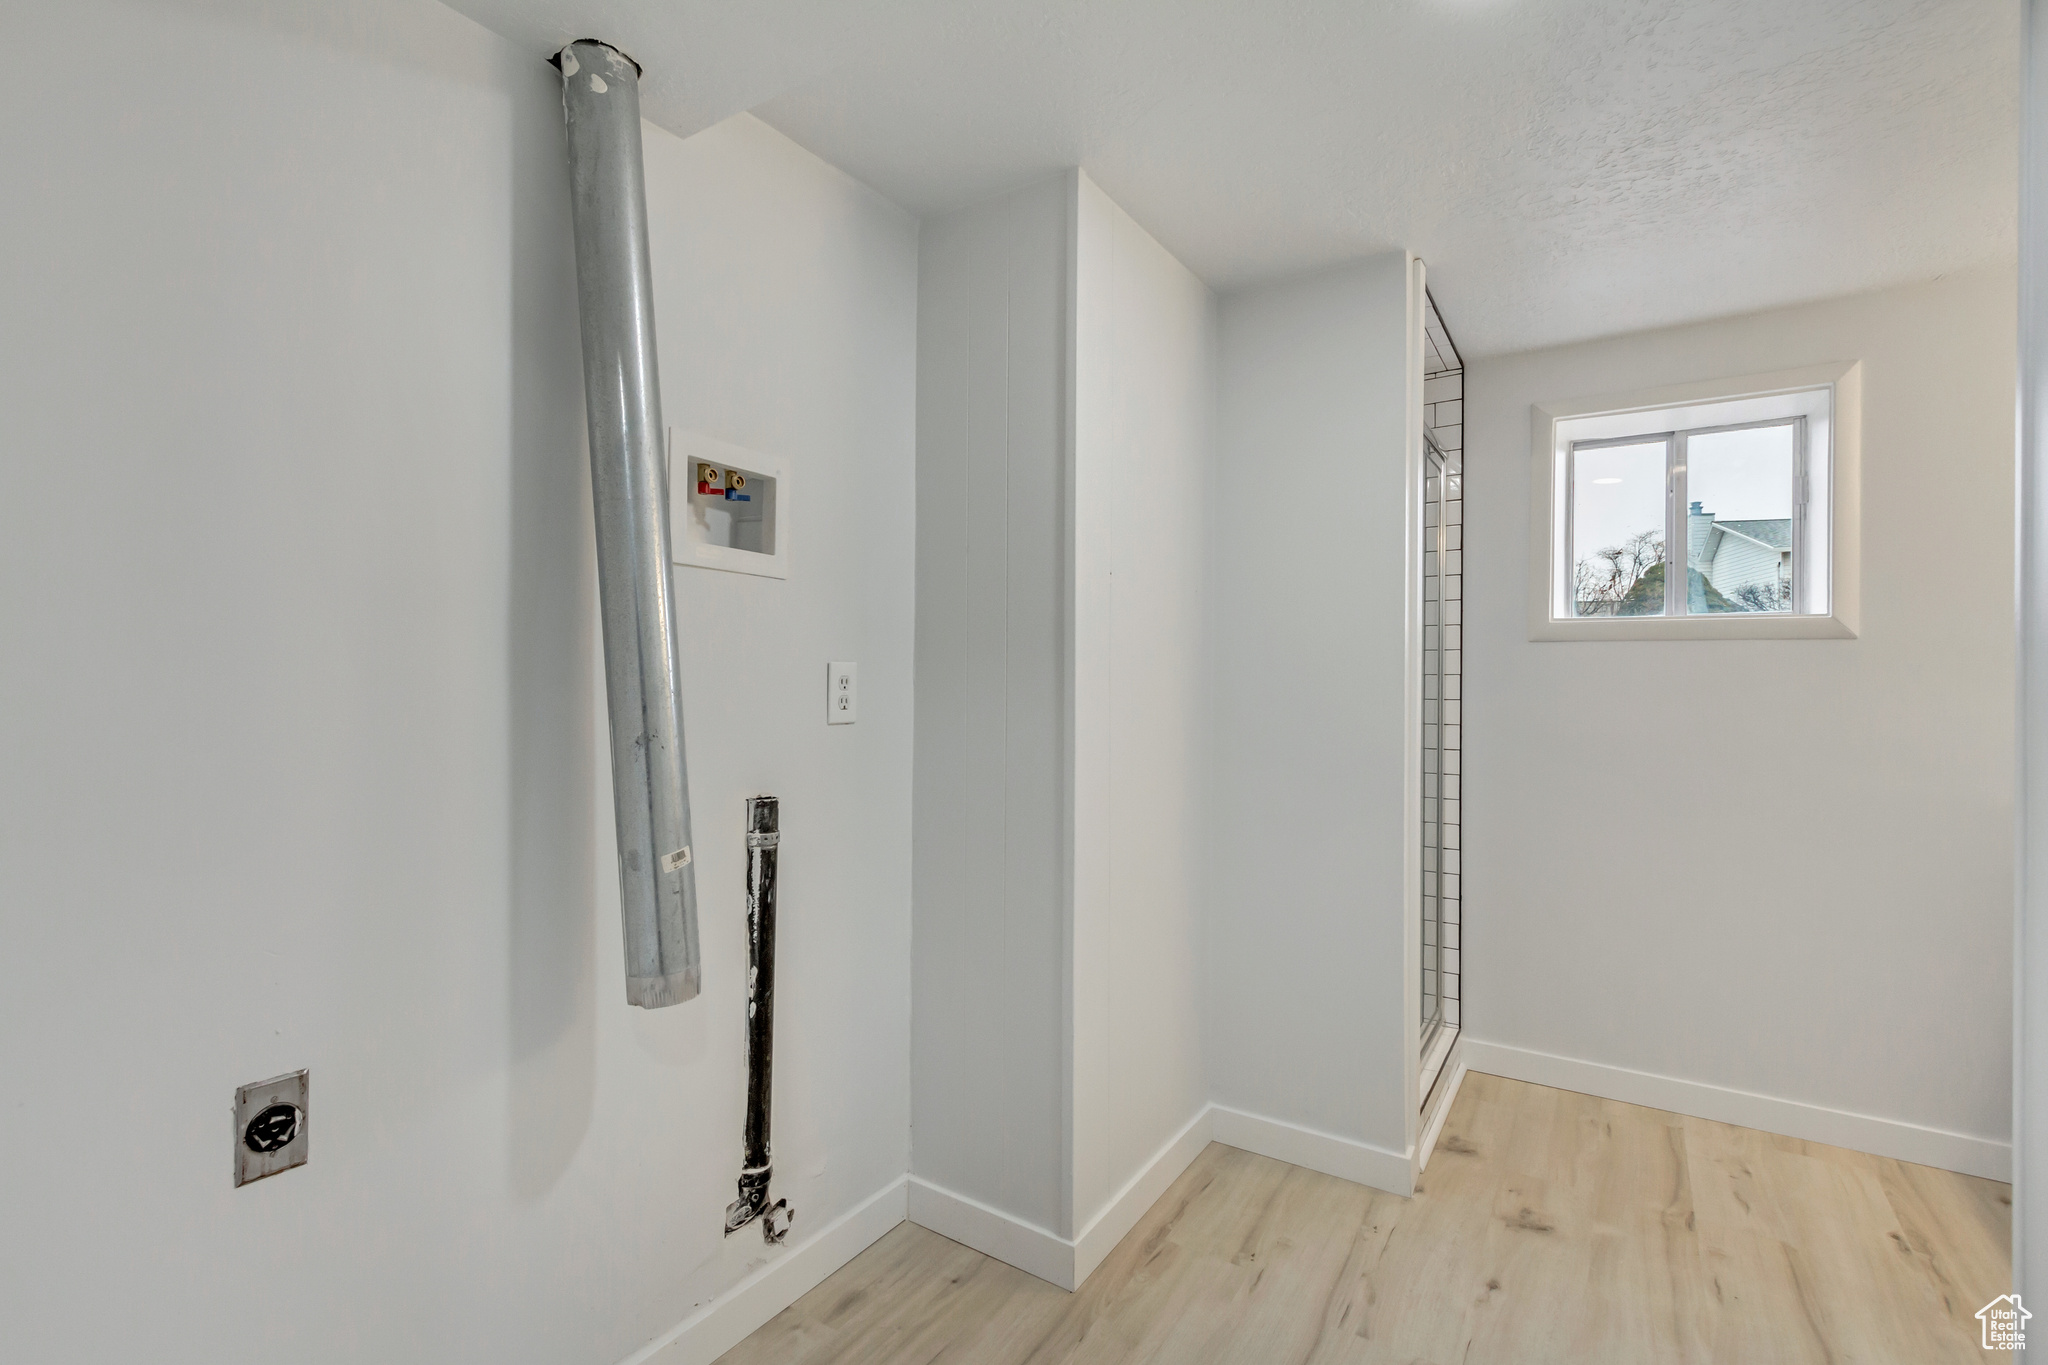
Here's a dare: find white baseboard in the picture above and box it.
[1417,1037,1469,1174]
[624,1177,908,1365]
[1209,1104,1414,1197]
[1072,1105,1214,1284]
[907,1106,1212,1293]
[906,1176,1077,1289]
[1462,1039,2011,1182]
[910,1098,1415,1293]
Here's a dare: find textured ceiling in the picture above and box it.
[444,0,2018,355]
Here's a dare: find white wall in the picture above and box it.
[913,171,1214,1271]
[1464,269,2015,1153]
[0,3,916,1362]
[913,174,1072,1236]
[2021,0,2048,1295]
[1070,174,1213,1235]
[1207,252,1421,1165]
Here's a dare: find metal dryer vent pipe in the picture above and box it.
[555,39,700,1008]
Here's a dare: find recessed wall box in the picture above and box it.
[670,430,788,580]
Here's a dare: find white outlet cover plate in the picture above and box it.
[828,661,857,724]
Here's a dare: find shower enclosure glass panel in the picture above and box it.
[1420,292,1463,1107]
[1420,431,1462,1101]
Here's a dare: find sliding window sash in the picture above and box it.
[1566,432,1673,618]
[1668,416,1805,617]
[1569,417,1806,619]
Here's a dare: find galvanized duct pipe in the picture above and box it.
[556,40,700,1008]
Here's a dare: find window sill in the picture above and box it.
[1529,612,1856,642]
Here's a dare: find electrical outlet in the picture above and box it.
[827,661,857,724]
[234,1070,308,1187]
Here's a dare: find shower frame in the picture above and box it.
[1417,285,1465,1113]
[1419,428,1459,1103]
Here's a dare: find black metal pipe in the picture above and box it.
[725,795,791,1243]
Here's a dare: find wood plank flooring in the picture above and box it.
[716,1073,2012,1364]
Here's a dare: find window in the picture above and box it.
[1571,421,1800,618]
[1530,363,1859,640]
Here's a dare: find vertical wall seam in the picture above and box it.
[2017,0,2043,1296]
[1101,206,1119,1189]
[1059,173,1080,1236]
[1000,281,1016,1216]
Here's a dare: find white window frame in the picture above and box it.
[1528,361,1861,640]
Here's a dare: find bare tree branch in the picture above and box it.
[1573,529,1664,616]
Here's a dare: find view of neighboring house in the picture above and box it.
[1689,500,1792,610]
[1592,501,1794,616]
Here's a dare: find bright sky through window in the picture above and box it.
[1572,441,1664,568]
[1687,425,1794,525]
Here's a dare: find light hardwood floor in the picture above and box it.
[717,1073,2012,1364]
